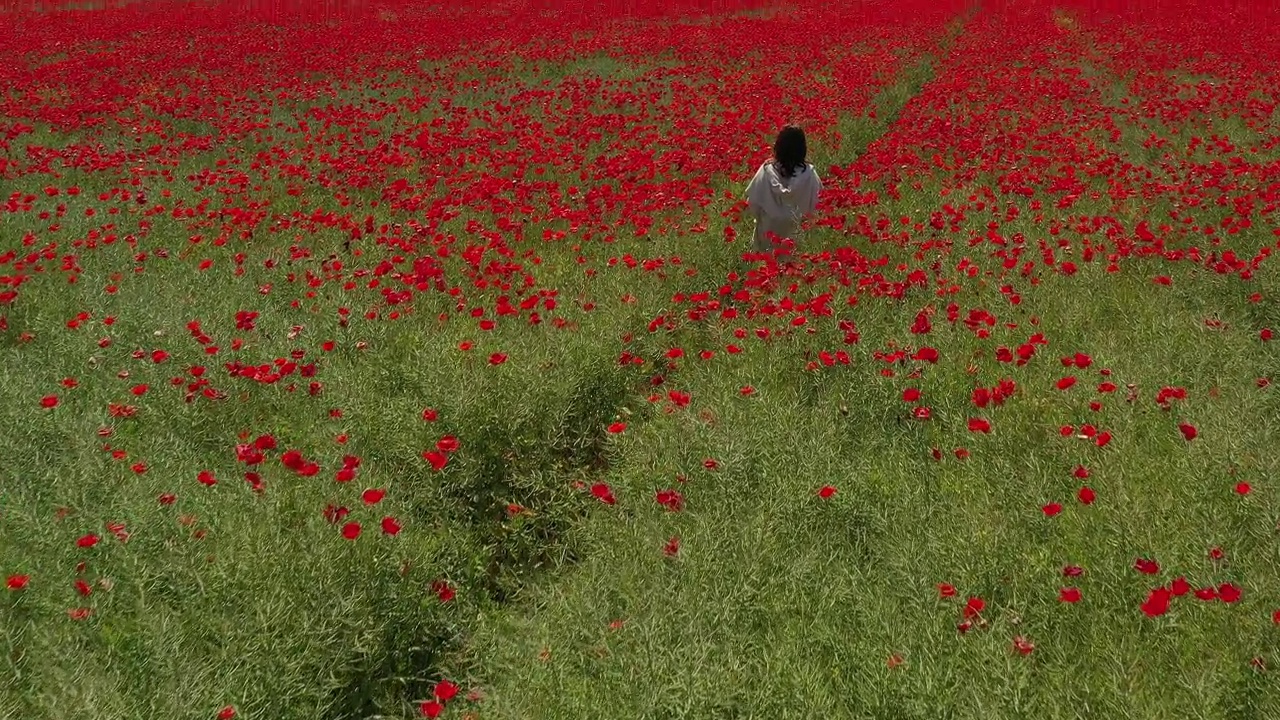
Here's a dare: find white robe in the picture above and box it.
[744,161,822,252]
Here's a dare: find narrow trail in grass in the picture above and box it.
[829,7,974,167]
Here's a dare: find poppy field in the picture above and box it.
[3,0,1280,717]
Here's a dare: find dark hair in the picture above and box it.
[772,125,807,179]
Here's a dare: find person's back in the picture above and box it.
[744,125,823,254]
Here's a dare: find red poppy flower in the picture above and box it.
[423,450,448,471]
[963,597,985,619]
[1059,587,1082,603]
[431,579,455,602]
[663,536,681,556]
[817,485,837,499]
[433,680,459,702]
[341,522,362,540]
[590,483,616,505]
[1134,558,1160,575]
[1141,587,1171,617]
[381,517,402,536]
[655,489,684,511]
[1218,583,1242,603]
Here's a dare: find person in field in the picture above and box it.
[744,124,822,254]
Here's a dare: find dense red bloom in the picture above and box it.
[6,575,30,590]
[1077,486,1096,504]
[1059,587,1082,603]
[938,583,957,598]
[607,422,627,434]
[217,707,237,720]
[817,485,837,499]
[40,395,59,408]
[362,488,386,505]
[1042,503,1063,517]
[381,517,402,536]
[1179,423,1198,441]
[341,522,362,540]
[420,701,443,719]
[76,534,100,549]
[967,418,991,433]
[1236,482,1253,496]
[197,470,217,487]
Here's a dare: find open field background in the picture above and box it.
[3,0,1280,718]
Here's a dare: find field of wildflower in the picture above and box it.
[3,0,1280,718]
